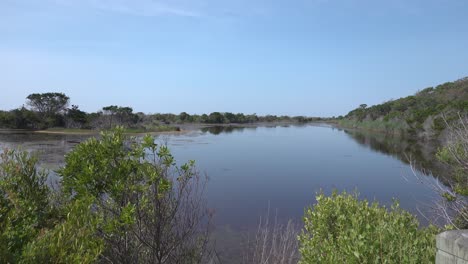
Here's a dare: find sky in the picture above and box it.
[1,0,467,116]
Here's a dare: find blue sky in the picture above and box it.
[1,0,467,116]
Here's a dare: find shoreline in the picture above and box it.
[1,121,329,136]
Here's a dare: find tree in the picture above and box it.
[102,105,137,128]
[200,114,209,123]
[65,105,88,128]
[179,112,191,122]
[25,92,69,128]
[0,111,15,128]
[11,107,40,129]
[102,105,119,128]
[59,128,213,263]
[207,112,225,124]
[115,106,134,125]
[26,92,69,118]
[224,112,236,123]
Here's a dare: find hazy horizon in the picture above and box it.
[1,0,468,116]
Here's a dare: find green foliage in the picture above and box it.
[26,92,70,117]
[432,116,446,132]
[11,107,40,129]
[1,92,320,129]
[344,77,468,135]
[101,105,138,128]
[0,111,15,128]
[26,92,69,128]
[206,112,225,123]
[299,192,439,264]
[437,142,468,196]
[65,105,89,128]
[338,118,407,134]
[0,128,209,263]
[59,128,208,262]
[20,196,104,264]
[0,149,53,263]
[60,127,141,198]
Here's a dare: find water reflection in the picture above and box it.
[200,126,255,135]
[342,129,448,180]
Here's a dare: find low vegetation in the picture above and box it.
[0,128,212,263]
[430,115,468,229]
[340,77,468,137]
[299,192,439,263]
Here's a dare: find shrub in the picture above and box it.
[0,128,213,263]
[0,149,54,263]
[298,192,439,264]
[434,115,468,228]
[59,128,213,263]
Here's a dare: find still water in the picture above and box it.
[167,124,442,229]
[0,124,442,230]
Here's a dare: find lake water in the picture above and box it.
[0,124,444,261]
[167,124,442,227]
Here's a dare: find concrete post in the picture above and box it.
[436,230,468,264]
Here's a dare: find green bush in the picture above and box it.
[432,116,446,132]
[0,128,210,263]
[299,192,439,264]
[0,149,54,263]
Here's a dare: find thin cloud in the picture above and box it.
[53,0,202,18]
[3,0,277,19]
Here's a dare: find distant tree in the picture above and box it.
[200,114,209,123]
[224,112,236,123]
[102,105,136,128]
[0,111,15,128]
[246,114,259,123]
[179,112,191,122]
[11,107,40,129]
[115,106,134,125]
[26,92,70,118]
[26,92,69,128]
[65,105,88,128]
[102,105,119,128]
[207,112,224,124]
[236,113,247,123]
[293,116,308,123]
[263,115,277,122]
[359,104,367,109]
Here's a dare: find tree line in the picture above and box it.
[341,77,468,137]
[0,92,323,130]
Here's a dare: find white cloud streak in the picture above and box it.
[53,0,202,17]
